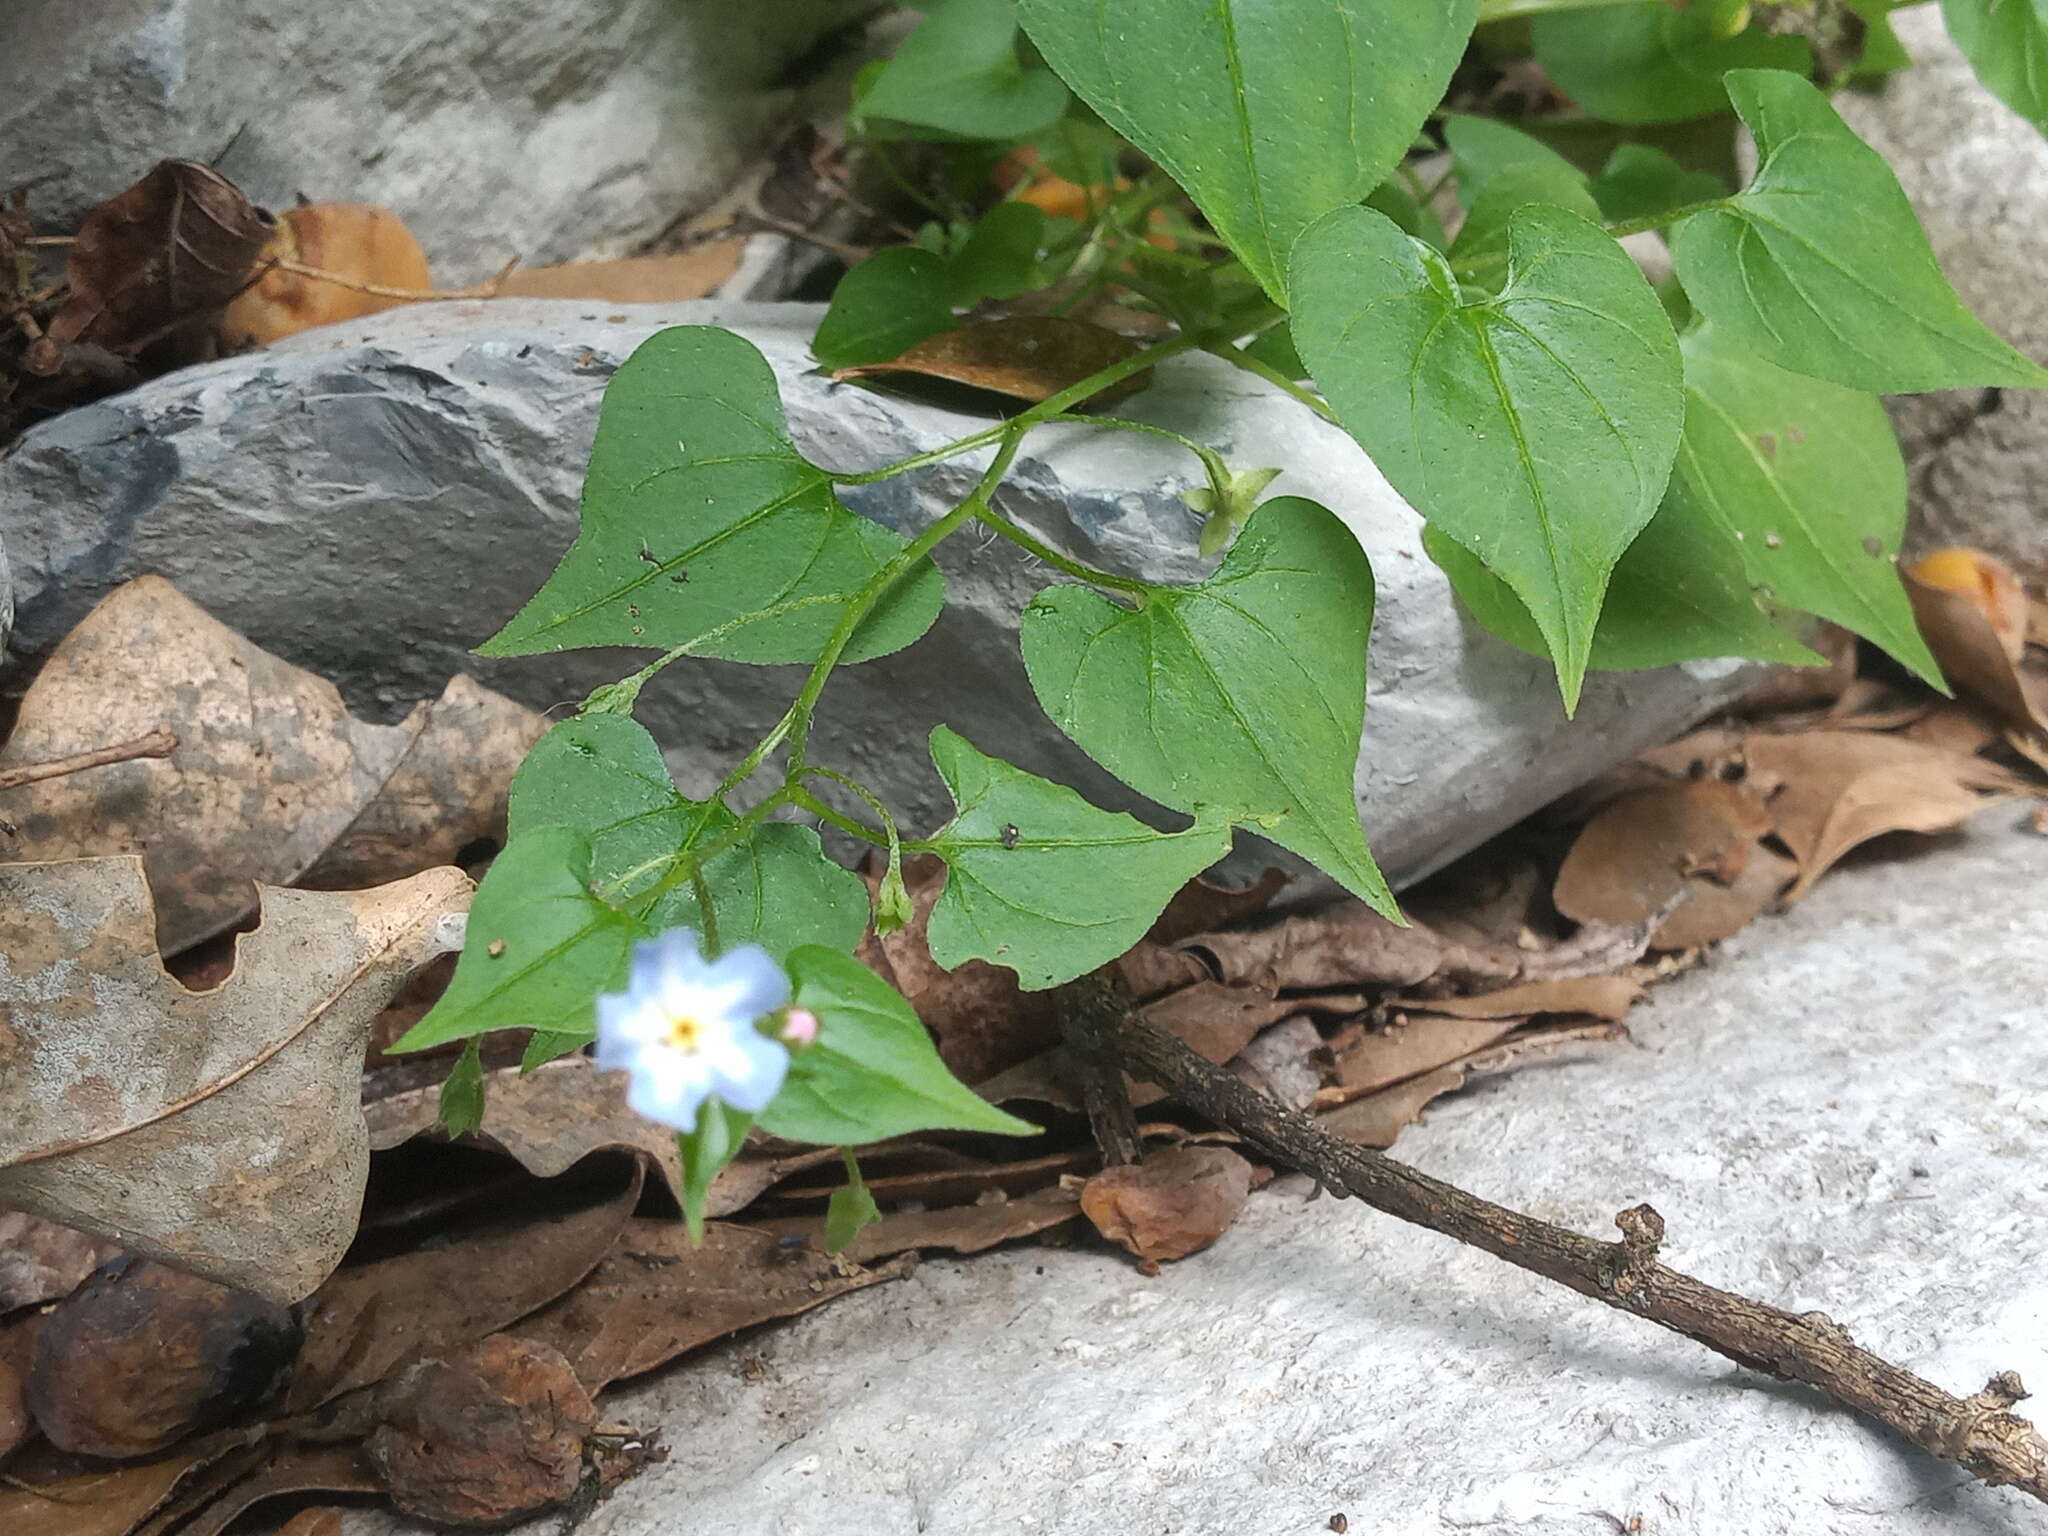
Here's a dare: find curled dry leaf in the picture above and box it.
[750,1184,1083,1265]
[155,1451,373,1536]
[1389,975,1642,1023]
[1080,1145,1256,1267]
[0,859,471,1302]
[363,1056,839,1218]
[1147,868,1290,945]
[25,1257,298,1459]
[1742,731,2020,899]
[519,1219,915,1393]
[1553,780,1774,948]
[217,203,431,348]
[0,1441,236,1536]
[833,316,1147,407]
[1316,1066,1467,1149]
[1185,903,1664,993]
[1908,547,2030,663]
[1906,562,2048,740]
[0,578,539,953]
[1649,842,1797,950]
[368,1335,597,1529]
[49,161,274,356]
[1324,1018,1518,1104]
[288,1165,640,1412]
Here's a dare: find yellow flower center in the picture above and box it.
[664,1013,705,1053]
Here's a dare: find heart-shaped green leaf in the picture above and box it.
[1590,144,1727,225]
[1940,0,2048,134]
[508,713,869,962]
[763,947,1038,1144]
[1531,3,1810,124]
[856,0,1070,140]
[920,727,1230,989]
[1664,324,1942,683]
[1292,203,1683,709]
[392,825,642,1053]
[1424,495,1819,673]
[1018,0,1479,301]
[812,248,959,371]
[482,326,946,664]
[1019,495,1394,917]
[1443,115,1585,209]
[1448,160,1602,293]
[1673,70,2048,391]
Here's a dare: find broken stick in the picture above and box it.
[0,726,178,794]
[1080,975,2048,1502]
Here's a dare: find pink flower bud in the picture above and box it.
[779,1008,820,1049]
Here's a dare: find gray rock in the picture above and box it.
[1836,9,2048,568]
[0,0,868,283]
[348,814,2048,1536]
[0,298,1757,892]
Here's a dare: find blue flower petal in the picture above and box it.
[627,1053,715,1133]
[711,1029,791,1114]
[709,944,791,1021]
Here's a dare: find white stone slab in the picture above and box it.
[351,812,2048,1536]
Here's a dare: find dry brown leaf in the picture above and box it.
[1742,731,2017,897]
[287,1165,640,1412]
[0,861,468,1301]
[1908,548,2030,663]
[1907,571,2048,738]
[49,161,273,356]
[834,316,1147,407]
[495,246,745,304]
[1553,780,1773,929]
[1147,868,1290,945]
[0,1312,35,1459]
[0,1433,250,1536]
[1649,842,1797,949]
[1323,1017,1519,1103]
[1080,1145,1255,1266]
[0,1213,121,1312]
[1186,903,1662,993]
[299,673,546,890]
[859,853,1055,1082]
[518,1218,915,1393]
[750,1185,1082,1264]
[1390,975,1642,1022]
[217,203,431,348]
[1112,941,1212,1000]
[1903,700,2004,757]
[1316,1066,1466,1148]
[0,578,536,952]
[158,1453,372,1536]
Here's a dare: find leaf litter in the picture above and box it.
[2,532,2042,1534]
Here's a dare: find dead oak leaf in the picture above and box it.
[0,577,539,954]
[0,859,470,1302]
[49,161,274,356]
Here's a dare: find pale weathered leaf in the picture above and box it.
[0,861,470,1301]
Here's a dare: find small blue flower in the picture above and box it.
[594,928,793,1133]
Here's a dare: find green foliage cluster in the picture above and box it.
[395,0,2047,1245]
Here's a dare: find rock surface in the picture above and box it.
[1836,9,2048,569]
[0,298,1757,891]
[349,812,2048,1536]
[0,0,867,282]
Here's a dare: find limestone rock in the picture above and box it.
[0,0,869,283]
[1836,9,2048,568]
[0,298,1766,892]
